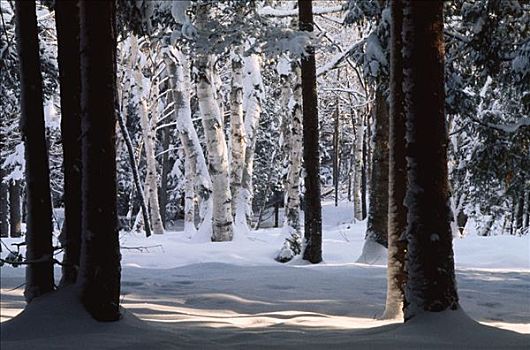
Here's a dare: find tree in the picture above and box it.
[78,0,121,321]
[383,0,407,320]
[8,180,21,238]
[55,0,82,285]
[299,0,322,264]
[357,90,389,264]
[15,0,55,302]
[402,0,458,319]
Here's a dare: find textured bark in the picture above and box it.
[55,0,82,284]
[238,53,264,233]
[195,4,233,242]
[138,96,165,235]
[352,109,364,220]
[359,89,389,265]
[166,49,213,238]
[285,63,303,233]
[230,45,246,220]
[159,126,171,227]
[299,0,322,264]
[117,35,151,237]
[403,0,459,320]
[9,180,22,238]
[15,0,55,302]
[383,0,408,320]
[78,0,121,321]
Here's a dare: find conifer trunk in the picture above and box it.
[402,0,459,320]
[15,0,55,302]
[78,0,121,321]
[299,0,322,264]
[9,180,22,238]
[55,0,82,284]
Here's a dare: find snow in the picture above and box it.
[1,202,529,349]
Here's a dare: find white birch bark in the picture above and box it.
[138,92,165,235]
[195,5,233,241]
[284,63,303,233]
[353,109,364,221]
[229,45,246,221]
[165,48,213,239]
[236,52,264,234]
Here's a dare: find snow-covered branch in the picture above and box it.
[257,4,347,18]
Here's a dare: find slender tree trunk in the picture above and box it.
[299,0,322,264]
[230,45,246,221]
[403,0,459,320]
[195,4,233,242]
[15,0,55,302]
[352,109,364,220]
[138,96,165,235]
[55,0,82,285]
[165,49,213,238]
[9,180,22,238]
[159,127,171,227]
[383,0,408,320]
[333,100,340,207]
[0,166,8,237]
[78,0,121,321]
[238,53,264,233]
[118,34,151,237]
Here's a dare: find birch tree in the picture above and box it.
[195,3,233,241]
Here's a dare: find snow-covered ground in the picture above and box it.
[1,201,529,349]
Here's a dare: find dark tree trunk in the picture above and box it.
[15,0,55,302]
[361,115,368,219]
[299,0,322,264]
[9,180,22,238]
[333,101,339,207]
[383,0,408,320]
[365,90,389,248]
[159,127,171,228]
[403,0,459,320]
[515,192,524,233]
[55,0,82,285]
[78,0,121,322]
[0,166,8,237]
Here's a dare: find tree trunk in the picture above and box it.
[55,0,82,285]
[238,53,264,234]
[195,4,233,242]
[230,45,246,223]
[383,0,407,320]
[9,180,22,238]
[333,100,340,207]
[165,49,213,239]
[78,0,121,321]
[0,166,8,237]
[358,90,389,264]
[15,0,55,302]
[158,126,171,228]
[138,95,165,235]
[299,0,322,264]
[352,109,364,220]
[403,0,459,320]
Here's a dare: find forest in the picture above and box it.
[0,0,529,349]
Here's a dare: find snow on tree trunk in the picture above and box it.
[403,0,459,320]
[165,48,213,239]
[237,52,264,235]
[230,45,246,227]
[78,0,121,321]
[55,0,82,284]
[353,109,364,221]
[383,0,408,320]
[195,53,234,241]
[15,0,55,302]
[357,89,389,264]
[135,66,165,235]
